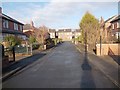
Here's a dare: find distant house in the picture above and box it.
[110,15,120,41]
[57,29,72,41]
[49,29,56,38]
[73,29,81,38]
[23,21,35,37]
[0,8,27,44]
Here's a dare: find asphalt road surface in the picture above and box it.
[2,42,118,88]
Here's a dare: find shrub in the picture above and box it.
[4,35,22,47]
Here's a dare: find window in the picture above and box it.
[114,23,117,29]
[67,33,69,35]
[14,23,18,30]
[3,19,9,28]
[117,22,119,28]
[19,25,23,31]
[112,24,114,29]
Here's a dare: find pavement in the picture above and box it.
[2,41,119,88]
[76,43,120,88]
[2,47,55,82]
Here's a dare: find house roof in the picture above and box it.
[110,15,120,23]
[49,29,56,32]
[24,31,34,37]
[57,29,72,32]
[105,15,117,23]
[57,29,64,32]
[23,24,33,30]
[2,13,24,25]
[65,29,72,32]
[74,29,81,32]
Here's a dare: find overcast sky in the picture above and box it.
[2,1,119,29]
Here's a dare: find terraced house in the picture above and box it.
[57,29,73,41]
[73,29,81,38]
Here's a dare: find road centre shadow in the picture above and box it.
[80,44,96,88]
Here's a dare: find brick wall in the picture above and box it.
[9,21,14,30]
[108,44,120,55]
[96,44,120,56]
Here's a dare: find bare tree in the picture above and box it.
[35,25,49,45]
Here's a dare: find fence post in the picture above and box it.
[2,44,4,57]
[12,46,15,61]
[26,41,29,55]
[44,44,46,50]
[30,44,33,55]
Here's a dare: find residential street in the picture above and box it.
[2,42,119,88]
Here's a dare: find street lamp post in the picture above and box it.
[100,17,104,56]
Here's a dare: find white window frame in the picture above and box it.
[112,24,114,29]
[14,23,18,30]
[117,22,119,28]
[67,33,69,35]
[3,19,9,28]
[19,25,23,31]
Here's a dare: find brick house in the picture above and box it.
[57,29,73,41]
[0,8,27,45]
[110,15,120,41]
[57,29,81,41]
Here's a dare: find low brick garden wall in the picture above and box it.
[96,44,120,56]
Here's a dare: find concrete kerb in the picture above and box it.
[2,64,27,82]
[2,45,56,82]
[75,46,120,88]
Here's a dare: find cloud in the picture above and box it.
[29,2,116,27]
[3,2,118,29]
[2,0,119,2]
[27,2,96,27]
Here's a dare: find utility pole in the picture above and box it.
[118,32,120,42]
[85,29,87,53]
[100,30,102,55]
[100,17,104,55]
